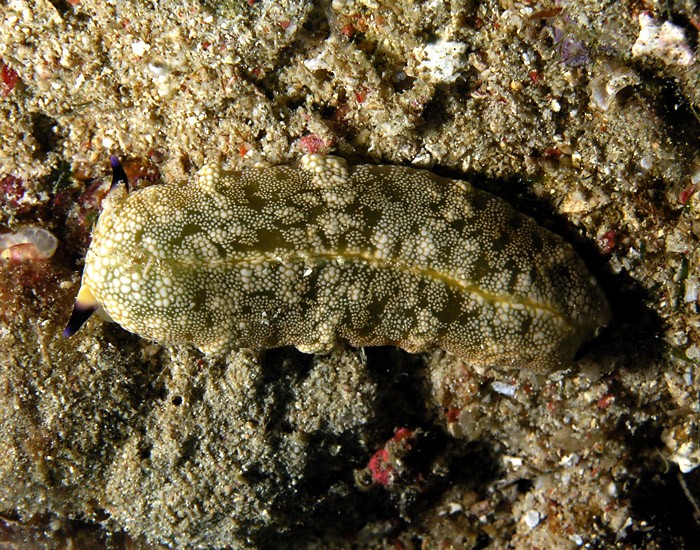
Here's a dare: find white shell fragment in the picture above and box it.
[72,154,611,371]
[0,226,58,261]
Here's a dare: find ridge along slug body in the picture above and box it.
[65,154,611,372]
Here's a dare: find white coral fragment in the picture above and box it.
[632,13,695,66]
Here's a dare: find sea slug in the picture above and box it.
[64,154,611,371]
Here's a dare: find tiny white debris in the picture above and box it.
[662,424,700,473]
[559,453,578,467]
[670,330,687,347]
[683,367,693,387]
[685,342,699,360]
[615,517,633,541]
[674,455,698,474]
[684,275,699,303]
[666,229,691,254]
[640,155,654,170]
[415,40,468,83]
[148,63,169,77]
[560,190,591,214]
[131,40,151,57]
[691,168,700,186]
[503,455,524,468]
[149,62,175,98]
[49,519,62,531]
[304,54,325,72]
[523,510,541,529]
[632,13,694,66]
[492,380,517,397]
[74,73,85,90]
[440,502,463,515]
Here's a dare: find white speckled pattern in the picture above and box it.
[80,154,611,371]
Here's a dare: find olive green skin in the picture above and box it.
[80,154,610,371]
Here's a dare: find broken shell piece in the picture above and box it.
[0,226,58,261]
[590,64,640,111]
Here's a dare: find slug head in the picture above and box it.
[63,156,130,338]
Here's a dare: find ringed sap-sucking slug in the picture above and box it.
[64,154,611,372]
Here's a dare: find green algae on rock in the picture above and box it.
[65,154,610,372]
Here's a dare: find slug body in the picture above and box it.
[67,154,610,371]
